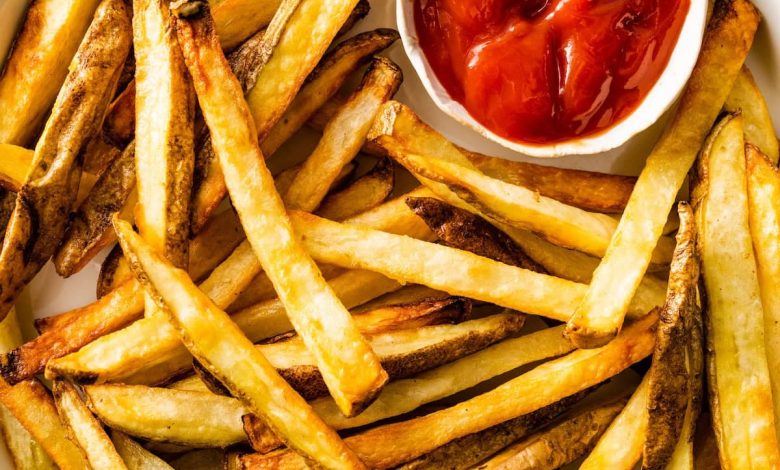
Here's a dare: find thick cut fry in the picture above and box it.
[53,381,127,469]
[579,376,649,470]
[87,385,248,448]
[724,67,779,163]
[0,380,87,469]
[0,0,132,319]
[0,144,33,192]
[113,218,367,470]
[111,431,173,470]
[291,211,656,321]
[175,8,386,417]
[644,202,702,470]
[284,58,401,211]
[397,390,593,470]
[476,397,627,470]
[212,0,283,51]
[133,0,195,271]
[318,158,395,221]
[564,0,760,348]
[0,0,103,146]
[55,142,137,277]
[693,116,780,467]
[746,145,780,442]
[240,313,657,469]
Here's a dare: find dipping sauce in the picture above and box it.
[414,0,690,144]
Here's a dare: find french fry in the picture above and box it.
[318,158,395,221]
[476,397,628,470]
[0,0,103,146]
[111,430,173,470]
[284,58,401,211]
[53,381,127,469]
[240,312,658,469]
[0,144,33,192]
[0,0,132,319]
[87,385,248,448]
[724,67,779,163]
[644,202,702,470]
[0,379,87,469]
[212,0,283,51]
[113,218,367,469]
[564,0,760,348]
[175,7,386,417]
[692,115,780,467]
[170,449,225,470]
[579,375,649,470]
[290,211,657,321]
[745,145,780,441]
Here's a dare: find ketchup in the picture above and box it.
[414,0,690,144]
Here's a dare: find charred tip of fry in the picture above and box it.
[171,0,207,18]
[0,350,22,385]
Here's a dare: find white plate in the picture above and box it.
[0,0,778,467]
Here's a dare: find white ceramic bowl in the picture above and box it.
[396,0,709,158]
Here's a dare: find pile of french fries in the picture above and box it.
[0,0,776,468]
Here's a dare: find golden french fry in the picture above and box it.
[111,430,173,470]
[0,144,32,192]
[724,67,779,163]
[318,158,395,221]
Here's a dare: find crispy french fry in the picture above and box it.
[240,312,658,469]
[113,218,367,469]
[211,0,283,51]
[175,7,386,417]
[0,0,103,146]
[564,0,760,348]
[693,115,780,467]
[111,430,173,470]
[579,376,649,470]
[724,67,779,163]
[53,381,127,469]
[0,144,33,192]
[0,0,132,319]
[284,59,401,211]
[476,397,627,470]
[644,202,702,470]
[0,379,87,469]
[745,145,780,442]
[318,158,395,221]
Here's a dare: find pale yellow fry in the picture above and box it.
[580,375,649,470]
[175,9,386,417]
[53,381,127,470]
[746,145,780,444]
[111,430,173,470]
[695,115,780,468]
[113,218,366,470]
[565,0,760,348]
[724,67,779,163]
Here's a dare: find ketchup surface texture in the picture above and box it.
[414,0,690,144]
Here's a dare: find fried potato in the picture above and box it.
[398,390,593,470]
[350,296,470,334]
[175,8,386,417]
[564,0,760,348]
[53,381,126,469]
[0,0,132,319]
[644,202,702,470]
[745,145,780,441]
[284,58,401,211]
[211,0,283,51]
[290,211,655,321]
[170,449,225,470]
[318,157,395,221]
[113,218,367,470]
[0,379,87,469]
[579,375,649,470]
[476,397,627,470]
[111,430,173,470]
[692,115,780,467]
[86,385,248,448]
[0,0,103,146]
[0,144,32,192]
[724,67,779,163]
[240,313,657,469]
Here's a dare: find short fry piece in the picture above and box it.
[53,381,127,470]
[692,115,780,467]
[724,67,779,163]
[318,157,395,221]
[175,7,386,417]
[111,430,173,470]
[565,0,760,347]
[113,218,366,469]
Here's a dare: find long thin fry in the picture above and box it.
[0,0,132,319]
[175,6,386,417]
[113,218,367,469]
[724,67,779,163]
[111,431,173,470]
[564,0,760,348]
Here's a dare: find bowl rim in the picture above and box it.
[396,0,710,158]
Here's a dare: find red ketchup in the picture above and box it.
[414,0,690,145]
